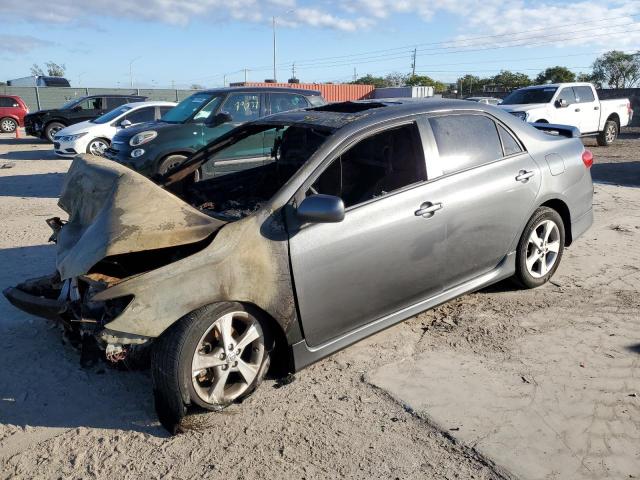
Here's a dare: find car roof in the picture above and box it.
[82,94,146,98]
[255,98,502,130]
[121,100,176,108]
[198,86,322,96]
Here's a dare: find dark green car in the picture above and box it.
[104,87,325,181]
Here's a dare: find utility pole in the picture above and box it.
[291,62,296,80]
[353,67,357,82]
[411,48,417,77]
[171,79,175,89]
[244,68,248,83]
[272,16,277,82]
[129,57,141,88]
[223,74,227,87]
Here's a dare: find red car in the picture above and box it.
[0,95,29,133]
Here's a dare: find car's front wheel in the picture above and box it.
[44,122,65,142]
[0,117,17,133]
[514,207,565,289]
[151,303,272,433]
[86,138,110,156]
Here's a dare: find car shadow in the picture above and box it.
[0,136,49,146]
[626,343,640,354]
[0,149,58,161]
[591,161,640,188]
[0,244,168,438]
[0,173,65,198]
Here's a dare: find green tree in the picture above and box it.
[406,75,447,92]
[592,50,640,88]
[383,72,406,87]
[576,72,596,84]
[491,70,532,90]
[30,62,66,77]
[350,74,388,88]
[535,66,576,84]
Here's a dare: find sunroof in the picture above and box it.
[311,102,388,113]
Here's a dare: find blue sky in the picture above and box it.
[1,0,639,88]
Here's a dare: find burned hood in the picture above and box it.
[56,155,224,279]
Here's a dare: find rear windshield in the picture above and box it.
[501,87,557,105]
[161,93,223,123]
[92,105,132,124]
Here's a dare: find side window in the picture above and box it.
[159,106,174,117]
[309,123,426,208]
[498,125,523,156]
[222,93,261,122]
[573,86,595,103]
[557,88,576,105]
[125,107,155,125]
[105,97,126,109]
[0,98,14,107]
[271,93,308,114]
[76,98,99,110]
[429,115,503,175]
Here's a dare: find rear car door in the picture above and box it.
[572,86,599,134]
[288,121,447,347]
[424,113,541,289]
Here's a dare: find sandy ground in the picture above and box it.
[0,128,638,479]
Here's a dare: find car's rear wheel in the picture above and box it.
[597,120,617,146]
[86,138,110,156]
[0,117,17,133]
[44,122,65,143]
[151,303,272,433]
[514,207,565,289]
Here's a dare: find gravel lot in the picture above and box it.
[0,128,638,479]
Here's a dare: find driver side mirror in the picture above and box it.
[120,119,132,128]
[555,99,568,108]
[205,111,233,127]
[296,194,345,224]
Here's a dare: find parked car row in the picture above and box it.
[5,95,594,432]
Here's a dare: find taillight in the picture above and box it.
[628,101,633,115]
[582,149,593,168]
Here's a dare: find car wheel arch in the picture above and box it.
[605,113,620,129]
[539,199,572,246]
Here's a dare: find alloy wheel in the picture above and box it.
[89,139,109,155]
[605,124,616,143]
[1,118,17,132]
[191,311,265,405]
[525,219,561,278]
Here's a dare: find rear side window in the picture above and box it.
[557,88,576,105]
[106,97,127,109]
[270,93,308,113]
[0,97,19,108]
[498,125,523,156]
[125,107,155,125]
[573,86,595,103]
[310,123,426,208]
[429,115,503,175]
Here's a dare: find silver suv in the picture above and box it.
[4,99,594,432]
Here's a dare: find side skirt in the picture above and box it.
[291,252,516,371]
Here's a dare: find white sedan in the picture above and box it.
[53,101,176,157]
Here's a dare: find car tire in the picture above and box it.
[158,154,187,176]
[0,117,18,133]
[596,120,617,146]
[86,138,110,156]
[44,122,65,143]
[151,302,273,434]
[514,207,565,289]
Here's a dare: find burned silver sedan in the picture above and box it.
[4,100,594,432]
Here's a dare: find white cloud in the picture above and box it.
[0,34,51,54]
[2,0,640,46]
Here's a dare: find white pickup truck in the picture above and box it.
[498,82,633,145]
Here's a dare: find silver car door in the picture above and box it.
[425,113,542,289]
[287,121,446,348]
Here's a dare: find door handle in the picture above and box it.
[594,106,600,110]
[515,170,535,182]
[574,108,581,112]
[415,202,443,217]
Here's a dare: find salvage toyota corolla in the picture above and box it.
[4,99,594,432]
